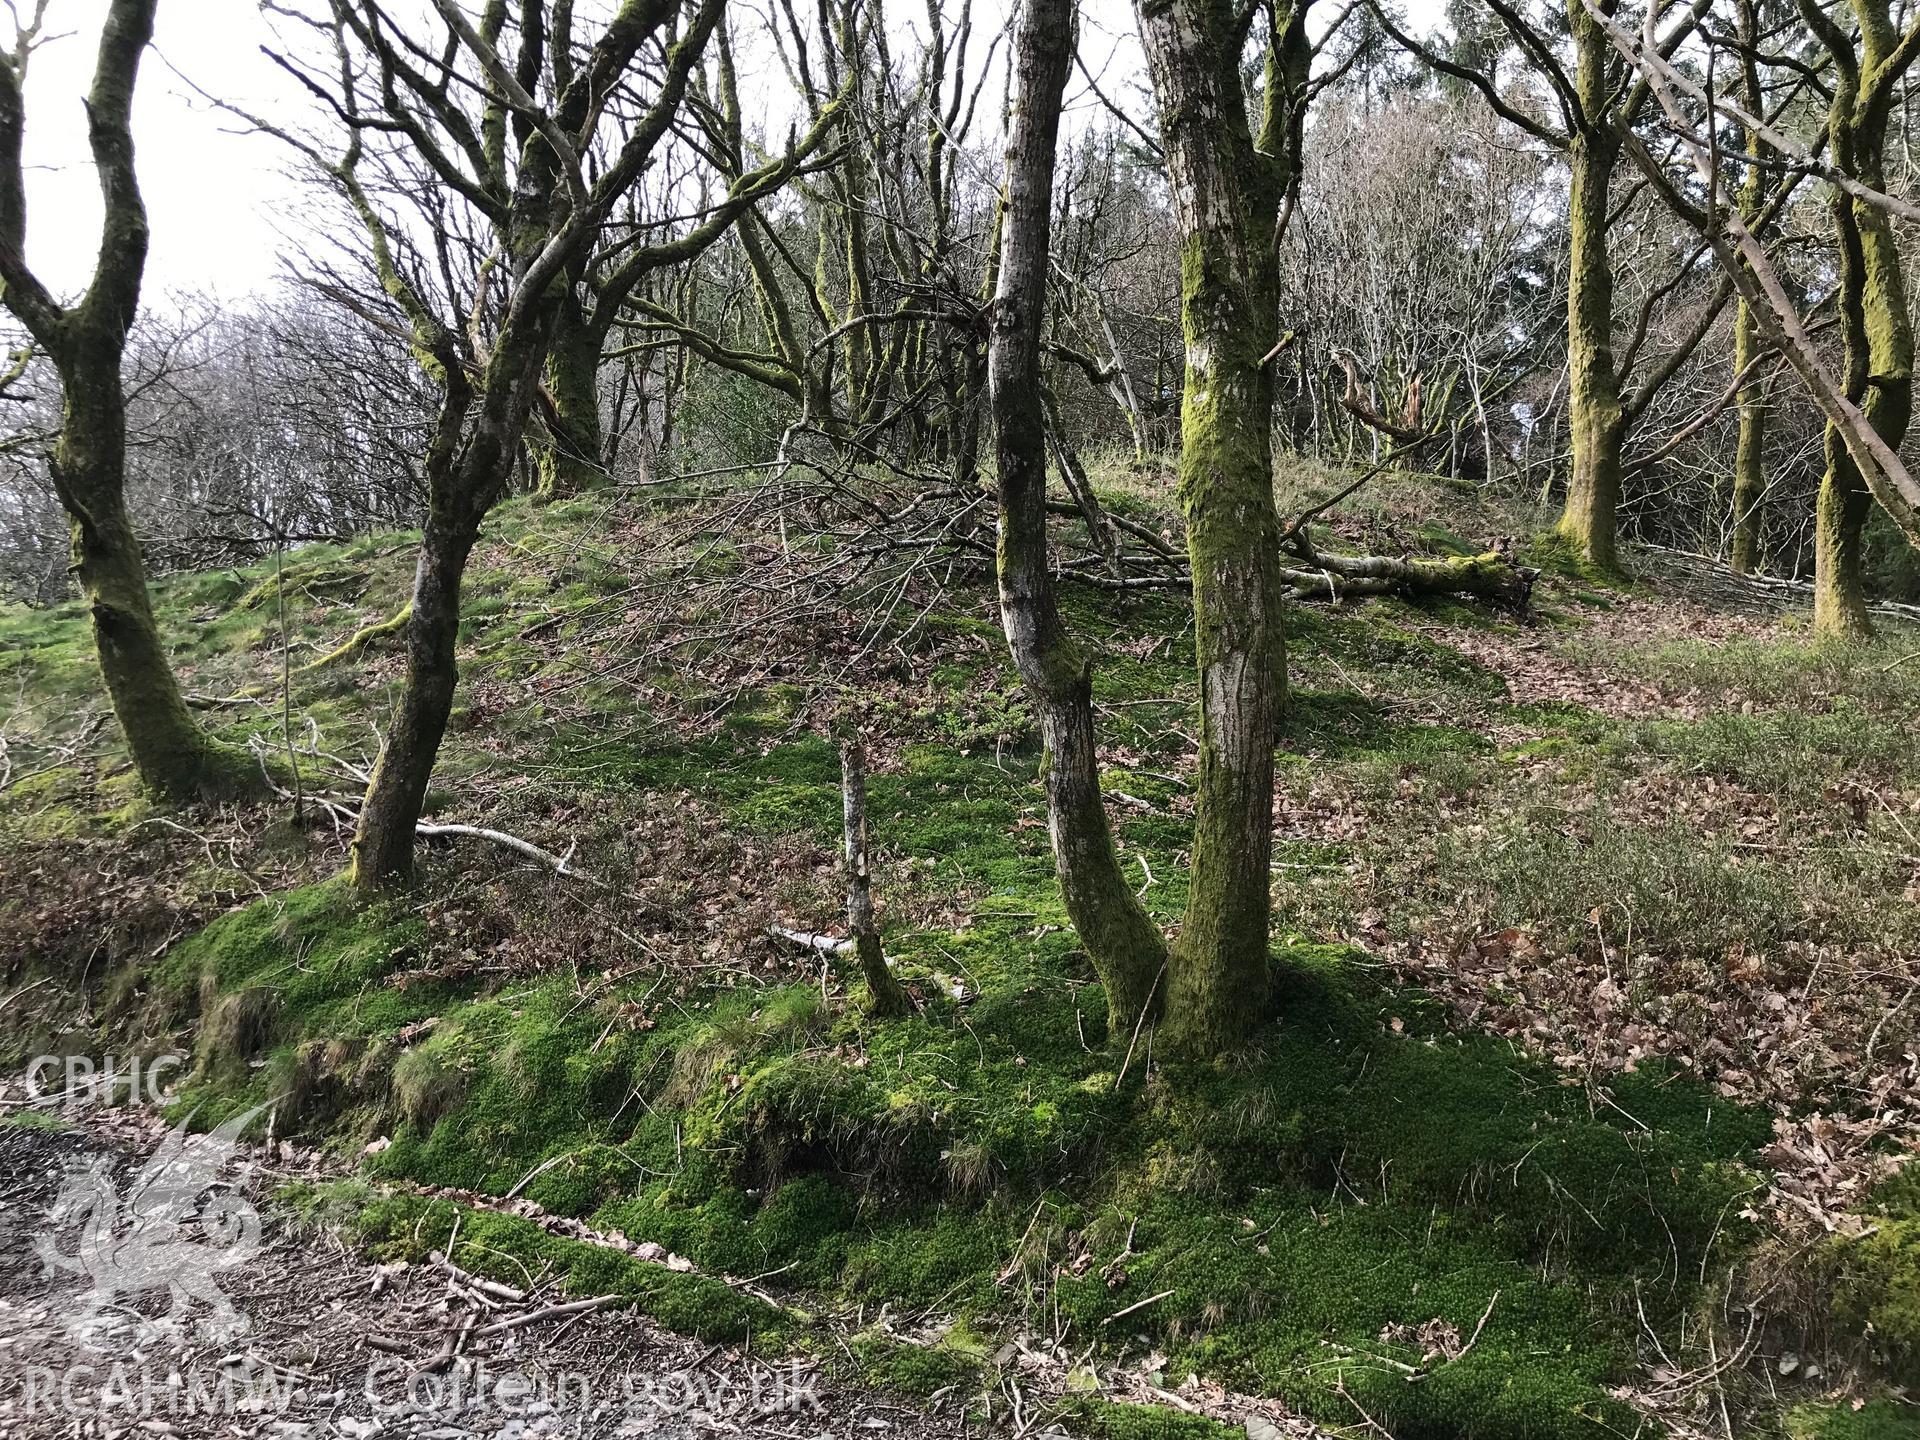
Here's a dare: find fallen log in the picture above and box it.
[1279,547,1535,610]
[929,482,1536,610]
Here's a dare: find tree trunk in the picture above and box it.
[991,0,1168,1040]
[1728,0,1766,578]
[537,296,607,499]
[348,508,480,887]
[1556,121,1627,574]
[1139,0,1287,1059]
[1729,296,1766,574]
[349,334,544,890]
[840,738,912,1017]
[55,381,260,802]
[0,0,264,805]
[1814,77,1913,636]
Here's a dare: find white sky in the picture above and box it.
[21,1,296,301]
[17,0,1443,304]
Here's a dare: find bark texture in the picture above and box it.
[538,297,609,497]
[1554,11,1627,574]
[350,315,552,887]
[990,0,1168,1039]
[1811,0,1915,638]
[1728,0,1768,576]
[1138,0,1289,1057]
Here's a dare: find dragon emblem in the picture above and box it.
[33,1105,269,1345]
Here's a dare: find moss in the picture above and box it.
[195,984,281,1072]
[2,1107,70,1132]
[306,1185,792,1344]
[1833,1170,1920,1386]
[1412,520,1480,557]
[201,898,1762,1440]
[849,1333,980,1397]
[4,480,1826,1440]
[1787,1400,1920,1440]
[1056,1400,1240,1440]
[1523,530,1623,586]
[391,1027,476,1133]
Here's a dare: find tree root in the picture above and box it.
[230,603,412,699]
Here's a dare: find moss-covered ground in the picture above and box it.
[5,468,1919,1439]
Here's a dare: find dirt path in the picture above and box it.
[0,1113,979,1440]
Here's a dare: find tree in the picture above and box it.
[991,0,1167,1038]
[1593,0,1920,595]
[531,71,841,500]
[989,0,1343,1057]
[1727,0,1772,576]
[0,0,266,801]
[1273,93,1555,478]
[1800,0,1920,635]
[263,0,740,887]
[1133,0,1302,1056]
[1369,0,1721,573]
[623,0,1001,479]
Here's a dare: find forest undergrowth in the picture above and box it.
[4,463,1919,1440]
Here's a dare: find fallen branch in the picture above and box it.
[414,822,611,889]
[1103,1288,1176,1325]
[432,1249,529,1304]
[472,1293,621,1338]
[254,604,412,697]
[1279,546,1535,611]
[769,922,853,956]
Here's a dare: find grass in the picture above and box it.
[4,464,1917,1436]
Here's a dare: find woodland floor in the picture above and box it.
[3,463,1920,1440]
[0,1107,986,1440]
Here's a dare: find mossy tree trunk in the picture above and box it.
[990,0,1169,1040]
[1138,0,1290,1058]
[1728,0,1768,576]
[1810,0,1917,638]
[1554,15,1627,575]
[0,0,264,804]
[55,374,262,801]
[349,513,483,884]
[1729,297,1766,574]
[537,292,608,499]
[350,341,531,887]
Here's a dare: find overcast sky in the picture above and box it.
[17,0,1440,305]
[20,2,298,300]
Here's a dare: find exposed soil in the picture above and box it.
[0,1112,975,1440]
